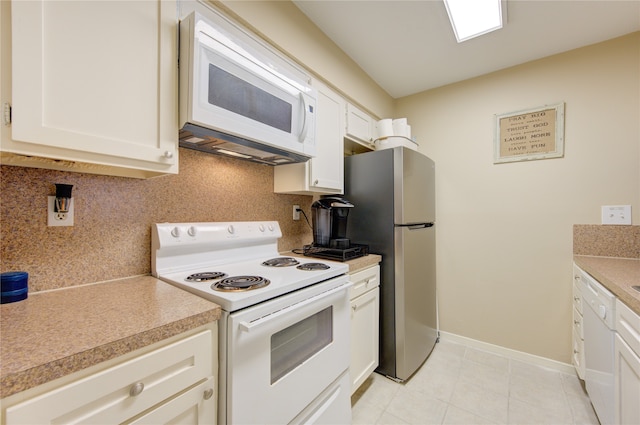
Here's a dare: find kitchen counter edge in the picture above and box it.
[0,275,221,398]
[574,255,640,315]
[345,254,383,274]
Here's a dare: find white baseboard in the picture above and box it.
[438,331,577,375]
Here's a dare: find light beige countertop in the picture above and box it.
[345,254,382,273]
[285,251,382,274]
[0,276,221,399]
[574,255,640,315]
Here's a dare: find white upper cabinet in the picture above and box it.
[274,79,345,194]
[2,0,178,178]
[345,103,375,145]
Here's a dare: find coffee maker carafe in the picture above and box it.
[311,196,354,249]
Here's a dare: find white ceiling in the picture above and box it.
[292,0,640,98]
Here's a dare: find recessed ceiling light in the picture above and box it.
[444,0,503,43]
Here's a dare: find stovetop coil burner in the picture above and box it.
[212,276,270,292]
[262,257,300,267]
[296,263,331,271]
[185,272,228,282]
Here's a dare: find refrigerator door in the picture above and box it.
[394,148,435,225]
[394,223,437,380]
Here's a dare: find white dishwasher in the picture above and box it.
[578,265,616,425]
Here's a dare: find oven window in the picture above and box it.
[270,307,333,384]
[208,64,292,133]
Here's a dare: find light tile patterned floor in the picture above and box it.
[351,340,600,425]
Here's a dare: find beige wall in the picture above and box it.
[396,33,640,363]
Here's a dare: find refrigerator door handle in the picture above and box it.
[398,223,434,230]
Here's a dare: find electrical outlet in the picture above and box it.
[48,196,74,226]
[601,205,631,225]
[293,205,300,221]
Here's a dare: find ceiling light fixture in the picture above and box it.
[444,0,503,43]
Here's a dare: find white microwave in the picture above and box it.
[179,11,317,165]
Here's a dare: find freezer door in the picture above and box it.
[394,147,435,224]
[394,223,437,380]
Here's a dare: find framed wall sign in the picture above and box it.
[494,102,565,164]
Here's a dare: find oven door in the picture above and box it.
[224,277,351,425]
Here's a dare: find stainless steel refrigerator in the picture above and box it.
[345,146,437,381]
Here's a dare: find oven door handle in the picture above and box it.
[239,283,350,332]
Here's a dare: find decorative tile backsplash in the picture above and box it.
[0,149,315,292]
[573,224,640,258]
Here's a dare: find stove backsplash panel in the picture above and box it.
[0,149,314,292]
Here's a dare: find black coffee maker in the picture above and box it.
[311,196,354,249]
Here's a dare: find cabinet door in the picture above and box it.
[309,81,345,192]
[350,287,379,394]
[273,80,344,194]
[345,103,374,144]
[615,334,640,425]
[128,377,216,425]
[615,299,640,424]
[7,0,177,178]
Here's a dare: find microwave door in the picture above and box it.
[192,33,316,157]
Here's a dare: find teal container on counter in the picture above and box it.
[1,271,28,304]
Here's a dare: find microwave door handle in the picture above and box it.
[239,283,350,332]
[298,92,309,143]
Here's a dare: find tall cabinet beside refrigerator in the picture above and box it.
[345,146,437,382]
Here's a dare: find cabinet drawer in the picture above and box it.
[6,330,212,424]
[573,306,584,340]
[572,328,585,380]
[127,376,215,424]
[616,299,640,357]
[572,277,583,315]
[349,265,380,300]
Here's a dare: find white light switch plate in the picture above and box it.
[601,205,631,225]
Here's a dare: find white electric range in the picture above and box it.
[151,221,352,425]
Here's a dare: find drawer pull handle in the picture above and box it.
[129,382,145,397]
[204,388,214,400]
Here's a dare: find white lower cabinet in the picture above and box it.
[615,299,640,425]
[349,265,380,395]
[2,327,216,425]
[572,265,585,379]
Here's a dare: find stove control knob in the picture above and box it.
[259,224,265,232]
[187,226,197,237]
[227,225,235,234]
[268,224,275,232]
[171,227,180,238]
